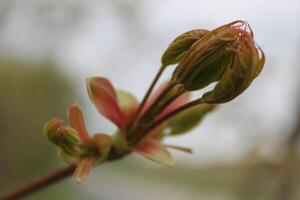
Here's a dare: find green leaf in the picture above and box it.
[165,104,216,136]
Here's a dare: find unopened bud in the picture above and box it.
[171,21,239,90]
[43,118,81,155]
[161,29,209,66]
[170,21,265,103]
[43,117,63,141]
[202,32,265,103]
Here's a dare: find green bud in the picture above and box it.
[76,134,113,160]
[202,33,265,103]
[161,29,209,66]
[58,127,81,155]
[170,21,265,103]
[43,118,81,155]
[43,117,63,140]
[171,21,238,91]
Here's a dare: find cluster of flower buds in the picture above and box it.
[164,20,265,103]
[43,20,265,182]
[44,105,113,182]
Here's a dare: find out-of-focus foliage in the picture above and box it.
[0,58,78,198]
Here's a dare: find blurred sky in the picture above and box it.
[0,0,300,166]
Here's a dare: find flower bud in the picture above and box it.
[161,29,209,66]
[43,117,63,139]
[171,21,239,90]
[43,118,81,155]
[171,21,265,103]
[58,127,81,155]
[201,32,265,103]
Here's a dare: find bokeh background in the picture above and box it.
[1,0,300,199]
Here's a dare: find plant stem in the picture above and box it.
[130,65,165,123]
[140,80,177,120]
[0,146,128,200]
[0,165,75,200]
[138,98,204,140]
[127,81,182,145]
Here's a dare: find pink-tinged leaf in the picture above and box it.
[134,140,174,166]
[116,90,139,125]
[73,157,96,183]
[68,103,90,142]
[158,92,191,118]
[142,80,191,118]
[86,77,124,129]
[142,123,165,141]
[164,144,193,154]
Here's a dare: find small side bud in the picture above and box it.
[161,29,209,66]
[59,127,81,155]
[43,117,63,141]
[43,118,81,155]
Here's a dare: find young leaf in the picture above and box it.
[161,29,209,66]
[73,157,96,183]
[165,104,216,136]
[68,103,90,142]
[86,77,124,128]
[134,140,174,166]
[116,90,139,125]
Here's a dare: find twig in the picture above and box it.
[0,165,75,200]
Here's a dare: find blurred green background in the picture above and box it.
[1,0,300,199]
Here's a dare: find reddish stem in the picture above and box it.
[0,165,75,200]
[139,98,204,137]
